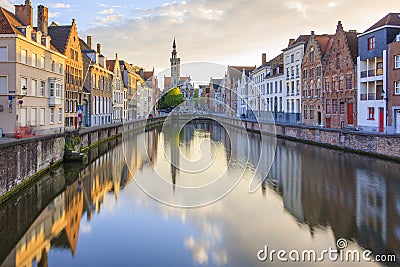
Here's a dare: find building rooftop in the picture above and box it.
[364,13,400,33]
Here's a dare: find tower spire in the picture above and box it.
[173,37,176,49]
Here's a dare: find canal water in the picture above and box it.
[0,120,399,267]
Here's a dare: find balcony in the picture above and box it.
[361,69,377,78]
[49,96,62,107]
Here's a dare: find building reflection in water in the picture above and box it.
[0,121,399,266]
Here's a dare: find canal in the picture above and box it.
[0,119,399,266]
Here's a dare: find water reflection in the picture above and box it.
[0,120,399,266]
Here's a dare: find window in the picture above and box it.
[368,36,376,50]
[65,100,69,113]
[296,65,300,78]
[332,99,338,114]
[50,83,54,97]
[395,55,400,69]
[336,54,341,69]
[21,77,28,95]
[51,60,55,72]
[395,81,400,95]
[340,101,345,114]
[0,76,7,94]
[40,108,45,125]
[326,100,331,114]
[0,46,7,61]
[303,69,307,79]
[346,74,353,90]
[310,47,315,63]
[40,81,45,96]
[304,105,308,119]
[32,53,37,67]
[58,108,63,123]
[317,66,322,77]
[291,54,294,63]
[287,100,290,112]
[280,81,283,93]
[310,68,314,78]
[40,57,45,69]
[21,49,27,64]
[368,107,375,120]
[31,80,37,96]
[56,84,62,97]
[325,78,330,91]
[303,84,308,97]
[50,108,55,124]
[339,75,344,90]
[310,105,314,120]
[20,108,27,126]
[31,108,37,126]
[59,63,63,74]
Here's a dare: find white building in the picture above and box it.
[282,36,310,123]
[263,54,285,118]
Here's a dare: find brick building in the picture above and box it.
[324,21,358,129]
[301,32,333,126]
[48,19,83,129]
[387,33,400,134]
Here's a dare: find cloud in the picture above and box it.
[328,2,337,8]
[98,8,116,15]
[49,12,61,18]
[51,3,71,9]
[82,0,400,72]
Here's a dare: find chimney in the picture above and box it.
[311,30,315,36]
[97,43,101,54]
[15,0,33,27]
[87,36,92,49]
[262,53,267,65]
[37,5,48,36]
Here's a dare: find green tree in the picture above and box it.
[163,87,184,108]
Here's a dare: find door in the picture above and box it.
[326,118,331,128]
[347,103,354,125]
[396,110,400,134]
[318,112,322,125]
[379,108,384,133]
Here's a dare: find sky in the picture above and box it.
[1,0,399,74]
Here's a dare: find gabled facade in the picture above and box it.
[227,66,255,117]
[283,35,310,123]
[48,19,83,130]
[324,22,359,129]
[357,13,400,133]
[301,31,333,126]
[106,54,125,122]
[80,37,113,127]
[262,53,285,121]
[119,61,144,120]
[0,2,66,137]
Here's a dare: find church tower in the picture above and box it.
[170,38,180,88]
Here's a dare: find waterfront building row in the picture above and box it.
[0,1,159,137]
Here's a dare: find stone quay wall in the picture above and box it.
[0,116,166,201]
[213,115,400,161]
[0,134,65,198]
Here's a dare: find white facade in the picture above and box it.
[263,72,285,113]
[357,53,387,132]
[249,66,267,117]
[237,70,249,116]
[283,43,305,117]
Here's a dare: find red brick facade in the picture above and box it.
[323,22,358,129]
[387,39,400,133]
[302,32,333,126]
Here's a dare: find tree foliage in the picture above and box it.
[162,87,184,109]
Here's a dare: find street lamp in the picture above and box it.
[20,86,27,99]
